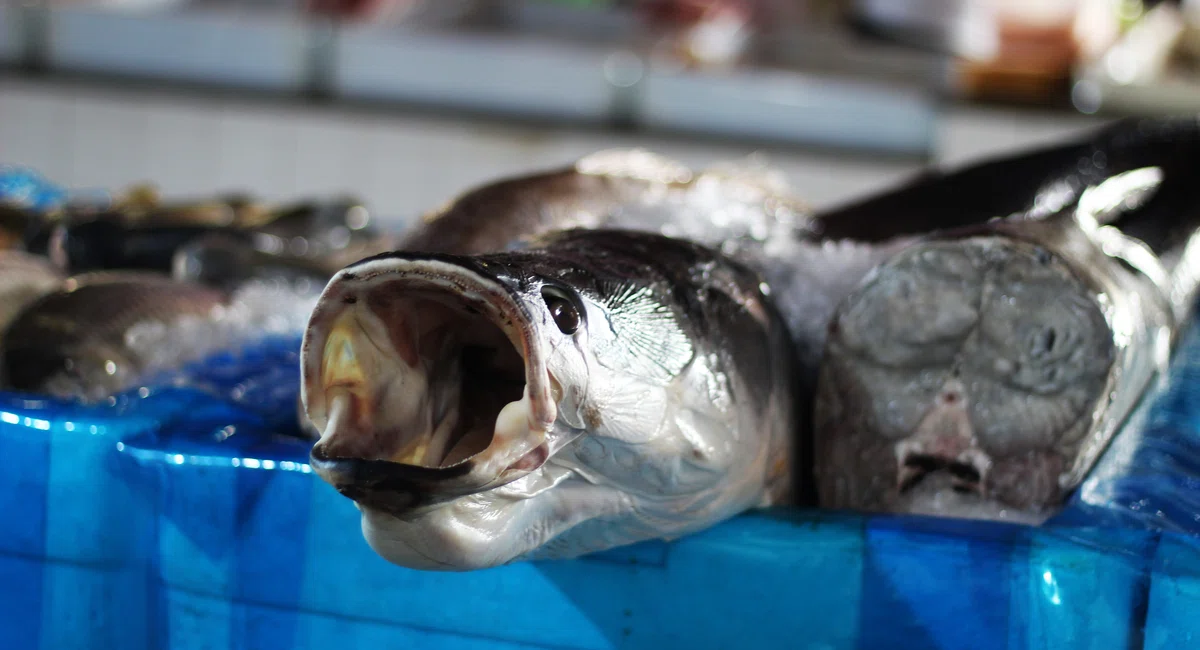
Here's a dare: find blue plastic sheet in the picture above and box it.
[0,166,69,212]
[3,317,1200,649]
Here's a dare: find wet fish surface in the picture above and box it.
[0,186,374,439]
[171,234,333,295]
[814,117,1200,524]
[19,193,390,277]
[302,228,797,569]
[0,273,229,399]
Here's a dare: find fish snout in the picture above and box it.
[817,235,1116,516]
[300,253,559,514]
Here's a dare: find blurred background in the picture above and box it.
[2,0,1198,226]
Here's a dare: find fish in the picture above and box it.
[248,197,378,251]
[400,147,824,372]
[295,146,1043,570]
[25,210,257,274]
[0,273,229,400]
[813,116,1200,524]
[171,234,333,295]
[0,250,66,339]
[300,227,798,570]
[244,197,402,273]
[0,255,330,406]
[28,195,390,276]
[399,149,806,258]
[0,187,369,426]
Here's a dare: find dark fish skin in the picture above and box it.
[399,169,671,255]
[1067,118,1200,263]
[171,234,333,294]
[398,150,807,259]
[301,227,798,568]
[0,273,228,398]
[812,117,1200,245]
[36,216,257,274]
[248,198,400,274]
[251,197,378,247]
[813,116,1200,524]
[812,140,1095,242]
[27,197,386,276]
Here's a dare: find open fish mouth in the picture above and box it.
[300,254,559,516]
[816,236,1115,515]
[895,435,991,497]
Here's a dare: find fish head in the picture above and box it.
[815,233,1121,523]
[301,241,776,570]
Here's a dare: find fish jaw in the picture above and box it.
[814,236,1116,521]
[300,254,560,517]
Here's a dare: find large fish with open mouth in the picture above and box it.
[301,228,797,569]
[300,151,817,569]
[815,116,1200,524]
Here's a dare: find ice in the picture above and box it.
[127,279,316,375]
[37,277,323,408]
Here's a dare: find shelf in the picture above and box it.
[44,6,309,91]
[639,64,937,154]
[3,5,948,156]
[333,26,617,123]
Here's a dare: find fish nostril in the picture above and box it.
[941,391,960,405]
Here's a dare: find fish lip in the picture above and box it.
[895,439,992,497]
[308,443,476,516]
[299,251,558,502]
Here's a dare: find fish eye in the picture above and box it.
[541,286,582,334]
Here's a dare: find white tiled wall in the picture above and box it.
[0,77,1105,229]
